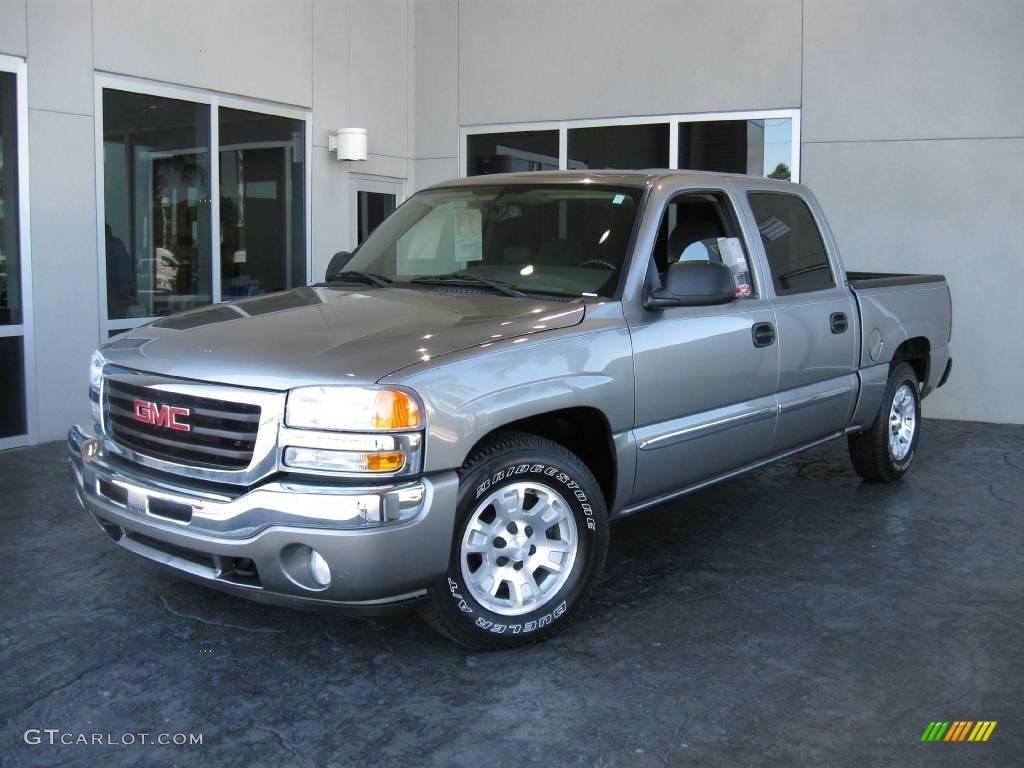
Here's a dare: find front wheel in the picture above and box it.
[419,432,609,650]
[848,362,921,482]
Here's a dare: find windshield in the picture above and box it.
[344,184,643,298]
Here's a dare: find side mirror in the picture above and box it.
[325,251,352,279]
[645,260,735,309]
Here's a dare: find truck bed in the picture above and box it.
[847,272,952,393]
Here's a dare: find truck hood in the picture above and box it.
[100,286,585,389]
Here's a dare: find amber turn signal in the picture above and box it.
[371,390,421,429]
[365,451,406,472]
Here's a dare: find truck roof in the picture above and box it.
[425,169,802,191]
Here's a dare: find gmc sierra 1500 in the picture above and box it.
[69,171,952,649]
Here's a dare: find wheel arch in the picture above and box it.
[891,336,930,388]
[462,407,618,509]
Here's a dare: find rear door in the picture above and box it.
[743,189,858,451]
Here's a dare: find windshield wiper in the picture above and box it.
[410,273,526,298]
[324,270,393,288]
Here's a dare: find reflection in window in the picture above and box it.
[466,130,559,176]
[219,108,306,298]
[567,124,669,170]
[0,72,21,326]
[102,89,212,319]
[679,119,792,179]
[748,192,833,295]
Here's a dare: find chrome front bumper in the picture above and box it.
[67,425,458,610]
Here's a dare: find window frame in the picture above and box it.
[465,128,561,176]
[746,189,836,297]
[350,174,407,249]
[461,109,801,181]
[94,74,312,337]
[649,188,761,300]
[0,54,36,450]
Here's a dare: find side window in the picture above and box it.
[747,192,834,295]
[651,192,755,298]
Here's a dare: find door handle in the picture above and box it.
[752,321,776,348]
[830,312,848,334]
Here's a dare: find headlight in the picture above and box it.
[88,350,106,427]
[285,387,421,431]
[89,350,106,391]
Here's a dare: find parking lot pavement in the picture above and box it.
[1,419,1021,767]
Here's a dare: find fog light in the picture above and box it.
[308,549,331,587]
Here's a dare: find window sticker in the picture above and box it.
[455,208,483,262]
[718,237,747,269]
[719,237,753,297]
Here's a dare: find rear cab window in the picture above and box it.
[747,192,834,295]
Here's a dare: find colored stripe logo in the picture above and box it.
[921,721,997,742]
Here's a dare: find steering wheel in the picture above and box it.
[578,259,616,271]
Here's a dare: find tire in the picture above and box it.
[848,362,921,483]
[419,431,609,650]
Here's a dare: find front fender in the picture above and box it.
[386,324,636,509]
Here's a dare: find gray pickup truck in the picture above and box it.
[69,171,952,649]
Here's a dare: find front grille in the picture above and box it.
[105,376,261,470]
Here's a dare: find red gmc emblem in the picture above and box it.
[133,399,191,432]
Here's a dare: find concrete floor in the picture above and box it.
[0,419,1021,767]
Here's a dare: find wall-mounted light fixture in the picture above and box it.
[329,128,368,161]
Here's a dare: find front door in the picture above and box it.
[629,190,780,503]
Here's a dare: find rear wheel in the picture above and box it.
[420,431,609,650]
[848,362,921,482]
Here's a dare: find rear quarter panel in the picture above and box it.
[852,280,952,391]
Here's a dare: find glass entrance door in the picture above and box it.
[0,59,32,449]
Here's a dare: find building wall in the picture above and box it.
[800,0,1024,424]
[416,0,1024,424]
[2,0,1022,439]
[1,0,417,441]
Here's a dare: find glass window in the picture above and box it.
[466,130,559,176]
[567,123,669,170]
[748,192,833,295]
[650,192,755,298]
[102,89,212,319]
[0,71,20,326]
[679,118,792,179]
[357,191,396,244]
[346,184,642,299]
[0,335,26,438]
[218,107,306,298]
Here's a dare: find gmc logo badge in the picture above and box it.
[133,399,191,432]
